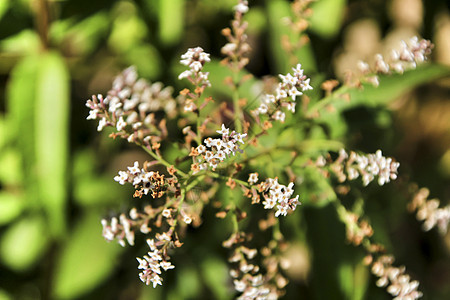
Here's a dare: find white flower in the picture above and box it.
[97,118,107,131]
[234,2,249,14]
[162,209,171,218]
[116,116,127,131]
[114,171,128,185]
[87,109,98,120]
[248,172,258,184]
[217,123,230,136]
[160,261,175,271]
[273,110,285,122]
[128,161,140,175]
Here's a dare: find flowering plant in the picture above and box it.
[83,1,448,299]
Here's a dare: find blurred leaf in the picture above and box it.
[6,54,39,174]
[170,265,200,299]
[245,7,266,34]
[52,212,123,299]
[72,149,123,206]
[314,64,450,138]
[309,0,346,38]
[338,262,368,300]
[0,289,12,300]
[200,256,230,300]
[0,29,40,55]
[124,44,162,80]
[0,215,49,271]
[35,51,69,238]
[51,12,110,56]
[265,0,316,74]
[0,148,23,185]
[108,2,148,53]
[74,176,124,207]
[0,0,8,21]
[158,0,184,46]
[0,192,23,225]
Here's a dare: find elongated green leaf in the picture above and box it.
[314,64,450,137]
[52,212,123,299]
[0,215,49,271]
[158,0,184,46]
[35,51,69,238]
[309,0,346,38]
[0,0,9,21]
[265,0,316,74]
[6,54,39,176]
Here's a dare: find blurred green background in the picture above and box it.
[0,0,449,299]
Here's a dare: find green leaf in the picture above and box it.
[0,148,23,185]
[158,0,185,46]
[52,212,123,299]
[0,215,49,271]
[0,289,12,300]
[313,64,450,138]
[50,13,110,56]
[338,260,369,300]
[108,2,148,54]
[200,257,230,300]
[6,54,39,174]
[0,0,9,21]
[265,0,316,74]
[0,192,23,225]
[124,44,162,80]
[309,0,346,38]
[173,265,201,299]
[35,51,70,238]
[0,29,40,56]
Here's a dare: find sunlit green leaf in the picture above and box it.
[0,215,49,271]
[35,51,69,238]
[0,29,40,56]
[0,0,9,21]
[0,192,23,225]
[108,2,148,53]
[309,0,346,38]
[158,0,184,46]
[52,212,123,299]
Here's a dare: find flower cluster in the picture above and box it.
[223,233,281,300]
[408,187,450,235]
[136,238,175,288]
[322,149,400,186]
[101,213,136,247]
[253,64,312,123]
[190,124,247,172]
[247,174,300,217]
[86,67,176,144]
[114,161,178,198]
[221,0,251,70]
[178,47,211,88]
[358,36,433,86]
[371,255,423,300]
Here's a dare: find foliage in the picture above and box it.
[0,0,449,299]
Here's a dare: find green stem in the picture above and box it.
[306,86,350,117]
[232,62,243,132]
[142,146,188,178]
